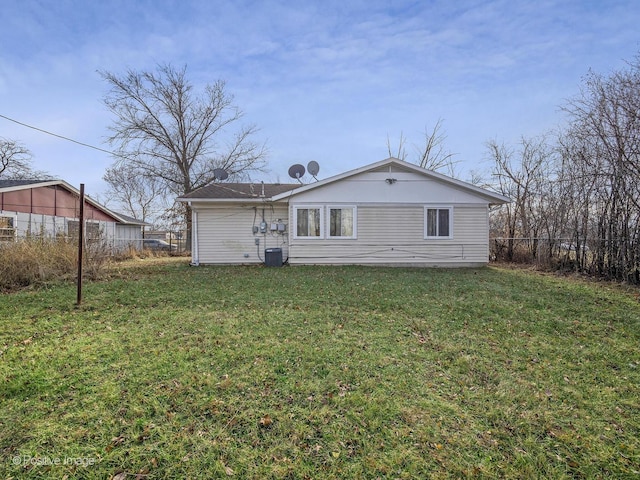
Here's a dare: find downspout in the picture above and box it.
[190,202,200,266]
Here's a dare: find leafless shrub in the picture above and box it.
[0,234,117,290]
[0,238,76,290]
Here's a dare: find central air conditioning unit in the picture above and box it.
[264,248,283,267]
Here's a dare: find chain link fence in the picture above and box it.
[490,237,592,270]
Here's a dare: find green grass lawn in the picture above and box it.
[1,260,639,479]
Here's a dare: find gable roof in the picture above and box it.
[0,179,148,225]
[271,157,511,205]
[178,182,300,202]
[175,158,511,205]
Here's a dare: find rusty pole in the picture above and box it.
[76,183,85,305]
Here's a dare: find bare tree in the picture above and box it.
[386,132,408,161]
[487,135,556,261]
[100,64,268,245]
[387,119,458,176]
[0,138,49,179]
[103,163,167,225]
[560,56,640,282]
[487,141,519,260]
[491,51,640,281]
[416,119,457,175]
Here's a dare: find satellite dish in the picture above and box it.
[307,161,320,177]
[213,168,228,181]
[288,164,306,181]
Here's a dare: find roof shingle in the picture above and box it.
[181,182,300,200]
[0,179,51,188]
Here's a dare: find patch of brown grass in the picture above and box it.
[0,238,115,291]
[0,238,77,290]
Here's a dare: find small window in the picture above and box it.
[67,220,102,240]
[0,216,16,242]
[329,207,356,238]
[67,220,79,238]
[86,223,101,239]
[295,207,323,238]
[425,207,452,238]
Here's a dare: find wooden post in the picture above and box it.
[76,184,85,305]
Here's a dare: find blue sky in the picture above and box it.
[1,0,639,198]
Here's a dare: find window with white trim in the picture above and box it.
[67,220,102,240]
[294,207,323,238]
[0,216,16,242]
[425,207,452,238]
[329,207,356,238]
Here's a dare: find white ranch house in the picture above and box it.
[178,158,510,267]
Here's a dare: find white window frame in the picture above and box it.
[424,206,453,239]
[327,205,357,239]
[0,214,17,242]
[293,205,324,239]
[67,219,103,240]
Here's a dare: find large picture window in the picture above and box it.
[329,207,356,238]
[295,207,322,238]
[425,207,452,238]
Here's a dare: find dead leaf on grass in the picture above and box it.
[219,460,235,476]
[567,459,580,469]
[135,467,151,479]
[259,414,273,428]
[106,435,126,452]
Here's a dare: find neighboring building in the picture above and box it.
[177,158,511,267]
[0,179,148,251]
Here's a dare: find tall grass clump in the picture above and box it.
[0,238,77,290]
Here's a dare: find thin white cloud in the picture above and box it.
[1,0,639,193]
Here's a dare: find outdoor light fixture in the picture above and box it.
[385,178,397,184]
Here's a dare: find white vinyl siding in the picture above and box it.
[196,204,289,264]
[288,169,501,205]
[288,205,489,266]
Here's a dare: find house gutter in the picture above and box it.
[178,197,286,204]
